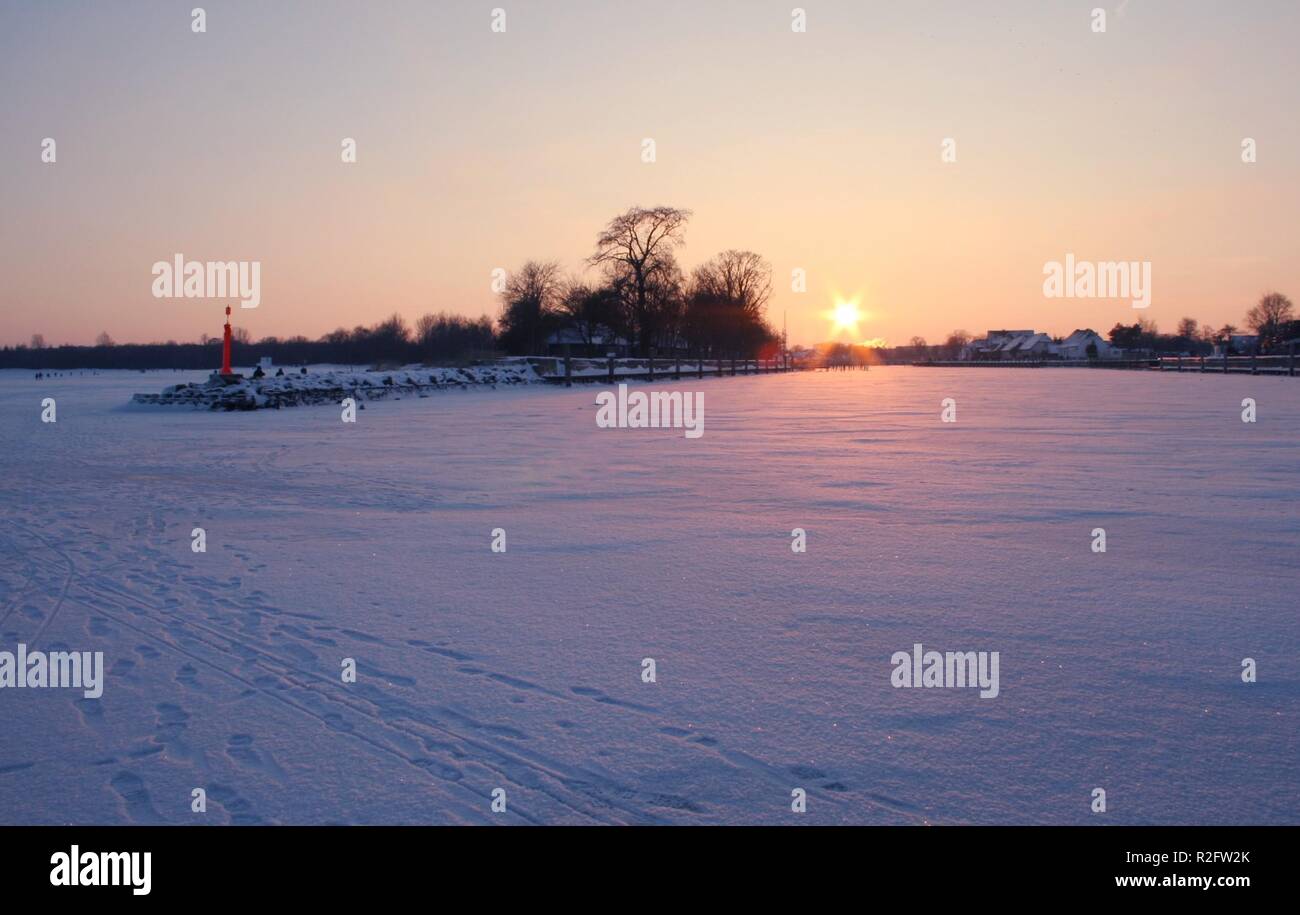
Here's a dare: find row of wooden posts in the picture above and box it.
[1159,351,1298,376]
[558,352,791,386]
[916,347,1299,377]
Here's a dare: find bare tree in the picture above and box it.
[644,255,687,351]
[499,261,563,354]
[371,312,410,346]
[588,206,690,353]
[95,331,115,347]
[415,313,439,345]
[691,250,772,321]
[29,334,46,349]
[557,280,623,348]
[1245,291,1294,351]
[415,311,496,362]
[943,330,971,359]
[1175,318,1198,341]
[683,251,775,357]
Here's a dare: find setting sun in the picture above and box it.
[829,301,863,336]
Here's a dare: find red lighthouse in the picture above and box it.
[221,305,233,375]
[213,304,242,384]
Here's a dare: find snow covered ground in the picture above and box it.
[131,362,543,409]
[0,366,1297,824]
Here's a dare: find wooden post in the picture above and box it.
[648,352,654,381]
[730,357,736,376]
[1223,352,1229,374]
[1176,354,1181,372]
[1290,342,1296,377]
[698,358,703,379]
[1251,351,1258,375]
[607,355,615,384]
[1199,355,1205,373]
[675,358,681,380]
[563,344,572,387]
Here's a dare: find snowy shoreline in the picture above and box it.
[126,358,784,410]
[129,362,544,410]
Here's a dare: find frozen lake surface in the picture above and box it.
[1,366,1297,824]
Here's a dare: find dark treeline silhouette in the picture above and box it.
[3,311,497,371]
[9,206,779,371]
[875,292,1299,363]
[498,206,779,358]
[1108,293,1298,355]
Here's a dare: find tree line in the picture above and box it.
[5,312,496,371]
[1106,292,1297,354]
[497,205,778,357]
[885,291,1297,362]
[6,206,778,371]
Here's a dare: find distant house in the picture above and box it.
[1212,334,1258,356]
[960,327,1124,361]
[545,326,629,357]
[1057,328,1118,360]
[961,330,1037,360]
[1004,333,1054,359]
[789,345,818,367]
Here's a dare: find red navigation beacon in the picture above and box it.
[213,304,242,384]
[221,305,233,376]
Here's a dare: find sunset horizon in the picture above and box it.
[4,1,1298,349]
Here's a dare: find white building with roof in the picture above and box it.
[1057,328,1119,360]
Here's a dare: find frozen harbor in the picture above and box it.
[0,366,1297,824]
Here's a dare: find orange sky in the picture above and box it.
[2,0,1297,348]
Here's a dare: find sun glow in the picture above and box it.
[827,300,864,336]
